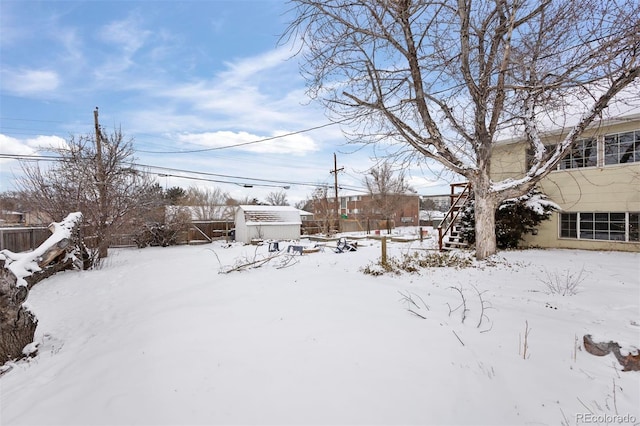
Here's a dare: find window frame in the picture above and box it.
[604,130,640,165]
[559,212,639,242]
[525,129,640,171]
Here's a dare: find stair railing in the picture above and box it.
[438,183,471,250]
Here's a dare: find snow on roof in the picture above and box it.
[495,112,640,146]
[238,205,302,225]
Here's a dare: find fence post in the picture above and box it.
[381,236,387,266]
[0,229,4,251]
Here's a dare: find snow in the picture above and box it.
[499,191,560,215]
[1,230,639,425]
[0,212,82,287]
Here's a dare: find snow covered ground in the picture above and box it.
[1,231,639,425]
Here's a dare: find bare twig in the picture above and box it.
[520,320,531,359]
[408,309,427,320]
[276,254,301,269]
[204,248,222,269]
[470,283,492,329]
[559,408,570,426]
[539,266,587,296]
[398,290,429,319]
[448,285,468,324]
[220,252,285,273]
[613,378,619,415]
[452,330,465,346]
[577,397,594,414]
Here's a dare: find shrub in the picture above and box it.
[461,188,558,249]
[362,251,473,275]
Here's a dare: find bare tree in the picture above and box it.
[226,196,261,206]
[310,186,336,234]
[285,0,640,259]
[18,128,156,258]
[364,161,414,232]
[266,190,290,206]
[182,186,232,220]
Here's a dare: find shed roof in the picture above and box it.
[238,205,302,225]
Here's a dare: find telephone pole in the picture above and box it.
[94,107,108,258]
[330,153,344,233]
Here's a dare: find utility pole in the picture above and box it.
[330,153,344,233]
[94,107,108,258]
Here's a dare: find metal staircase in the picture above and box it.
[438,183,471,251]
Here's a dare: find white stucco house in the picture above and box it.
[234,205,302,244]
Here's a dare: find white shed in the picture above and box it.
[234,205,302,244]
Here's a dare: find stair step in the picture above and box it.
[444,240,469,248]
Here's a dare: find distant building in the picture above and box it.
[234,205,302,244]
[0,210,24,225]
[420,194,450,212]
[310,193,420,232]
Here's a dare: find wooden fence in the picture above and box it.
[0,220,237,253]
[0,227,52,252]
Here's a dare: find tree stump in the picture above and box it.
[0,261,38,363]
[583,334,640,372]
[0,212,83,364]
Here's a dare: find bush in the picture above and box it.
[461,188,557,249]
[362,251,473,275]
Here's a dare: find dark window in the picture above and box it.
[605,131,640,165]
[560,213,577,238]
[630,213,640,242]
[560,138,597,169]
[564,212,639,242]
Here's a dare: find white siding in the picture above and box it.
[234,206,302,244]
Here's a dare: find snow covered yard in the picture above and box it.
[1,238,638,425]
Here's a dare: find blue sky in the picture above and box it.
[0,0,449,204]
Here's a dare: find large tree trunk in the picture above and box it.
[0,212,83,363]
[97,223,109,259]
[0,261,38,363]
[473,186,499,260]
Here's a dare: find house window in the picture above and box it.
[560,212,639,242]
[579,212,625,241]
[630,213,640,241]
[526,146,549,169]
[559,138,597,169]
[525,129,640,170]
[560,213,577,238]
[604,130,640,165]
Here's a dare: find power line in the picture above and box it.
[135,120,344,154]
[0,153,370,192]
[0,116,347,155]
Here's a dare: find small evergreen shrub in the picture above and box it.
[461,188,557,249]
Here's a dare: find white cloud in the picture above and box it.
[94,13,152,78]
[219,45,295,86]
[0,135,36,157]
[98,14,150,54]
[1,69,60,96]
[0,134,68,156]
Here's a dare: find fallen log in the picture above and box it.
[0,212,83,363]
[583,334,640,372]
